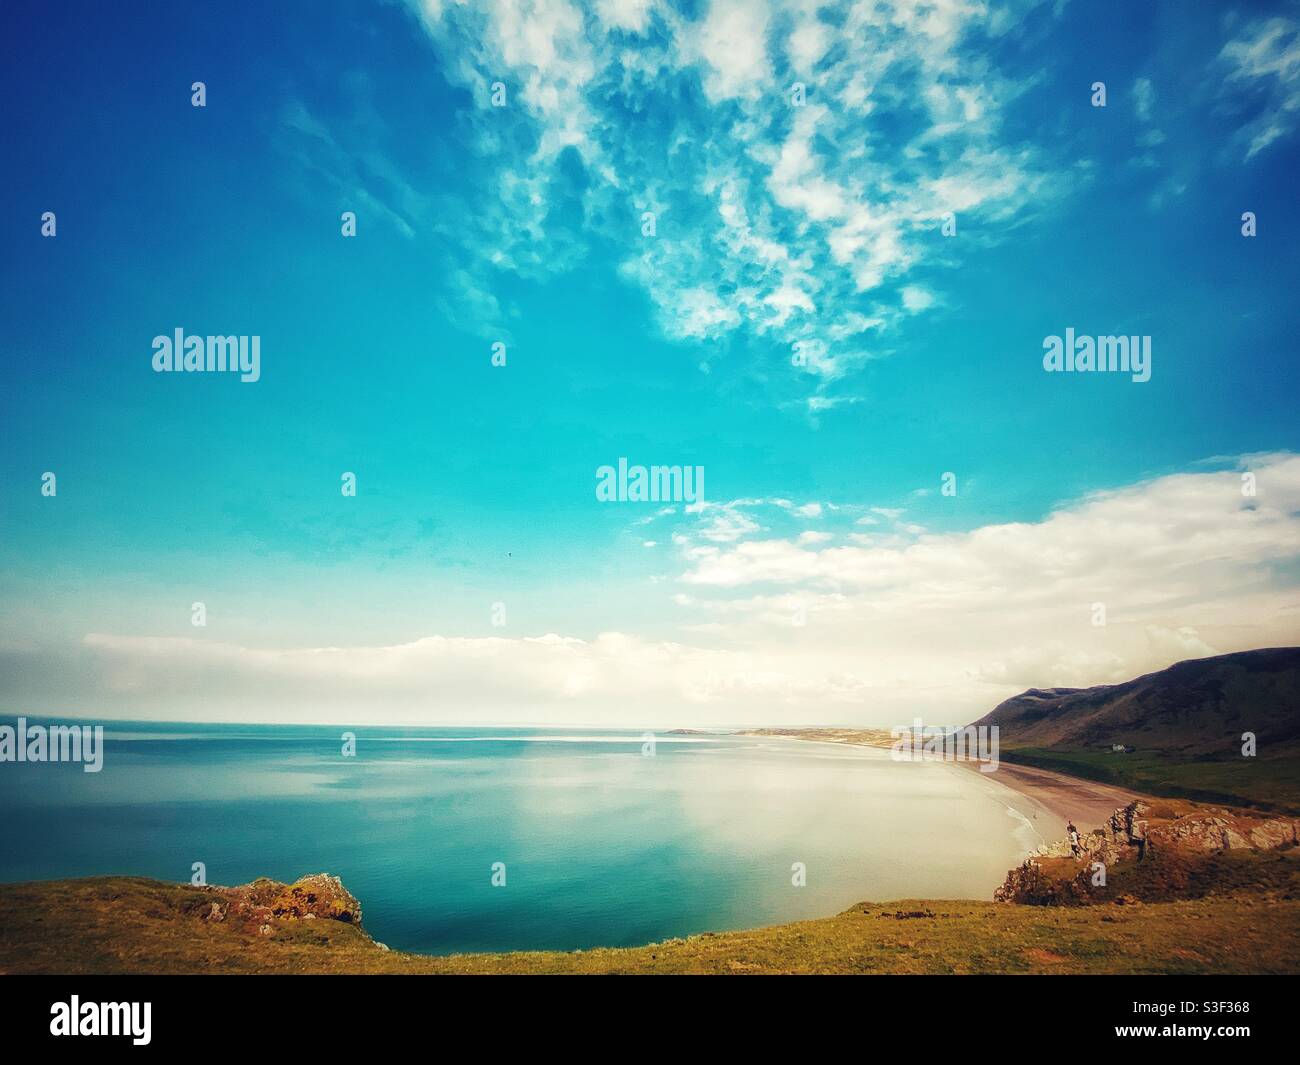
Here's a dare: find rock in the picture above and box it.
[1250,820,1299,849]
[270,873,362,924]
[204,873,365,935]
[996,800,1300,906]
[1223,829,1252,850]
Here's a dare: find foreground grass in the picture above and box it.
[2,870,1298,975]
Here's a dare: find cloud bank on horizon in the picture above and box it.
[7,453,1299,726]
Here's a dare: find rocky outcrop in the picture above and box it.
[996,800,1300,905]
[195,874,363,935]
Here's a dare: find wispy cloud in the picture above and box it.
[280,98,422,239]
[403,0,1064,409]
[1219,13,1300,159]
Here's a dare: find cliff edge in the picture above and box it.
[997,798,1300,905]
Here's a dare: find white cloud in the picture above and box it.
[404,0,1062,402]
[787,12,831,73]
[679,457,1300,594]
[9,456,1298,727]
[1132,76,1155,122]
[694,505,763,543]
[664,454,1300,718]
[594,0,655,33]
[900,285,936,313]
[1219,14,1300,159]
[690,0,772,102]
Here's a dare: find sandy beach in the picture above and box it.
[964,758,1141,830]
[739,728,1141,835]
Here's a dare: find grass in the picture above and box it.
[2,859,1298,975]
[1000,747,1300,813]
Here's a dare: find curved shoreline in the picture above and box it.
[0,732,1159,971]
[1,746,1290,974]
[734,728,1142,831]
[965,758,1141,830]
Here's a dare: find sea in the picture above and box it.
[0,723,1064,954]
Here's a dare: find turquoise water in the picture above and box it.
[0,723,1062,954]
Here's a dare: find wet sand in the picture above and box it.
[735,728,1142,833]
[965,759,1142,831]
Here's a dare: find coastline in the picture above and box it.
[2,736,1294,975]
[735,728,1142,832]
[4,866,1298,974]
[966,758,1141,830]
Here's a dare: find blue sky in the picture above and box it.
[1,0,1298,725]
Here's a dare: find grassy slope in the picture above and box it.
[999,746,1300,813]
[3,860,1298,975]
[971,648,1300,811]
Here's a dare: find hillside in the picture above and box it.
[0,866,1297,975]
[972,647,1300,810]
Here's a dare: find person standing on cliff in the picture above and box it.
[1130,816,1148,861]
[1067,820,1081,858]
[1121,804,1150,861]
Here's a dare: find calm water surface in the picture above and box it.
[0,723,1063,954]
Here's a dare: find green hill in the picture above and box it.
[972,647,1300,810]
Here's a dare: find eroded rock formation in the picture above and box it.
[196,874,363,935]
[996,800,1300,905]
